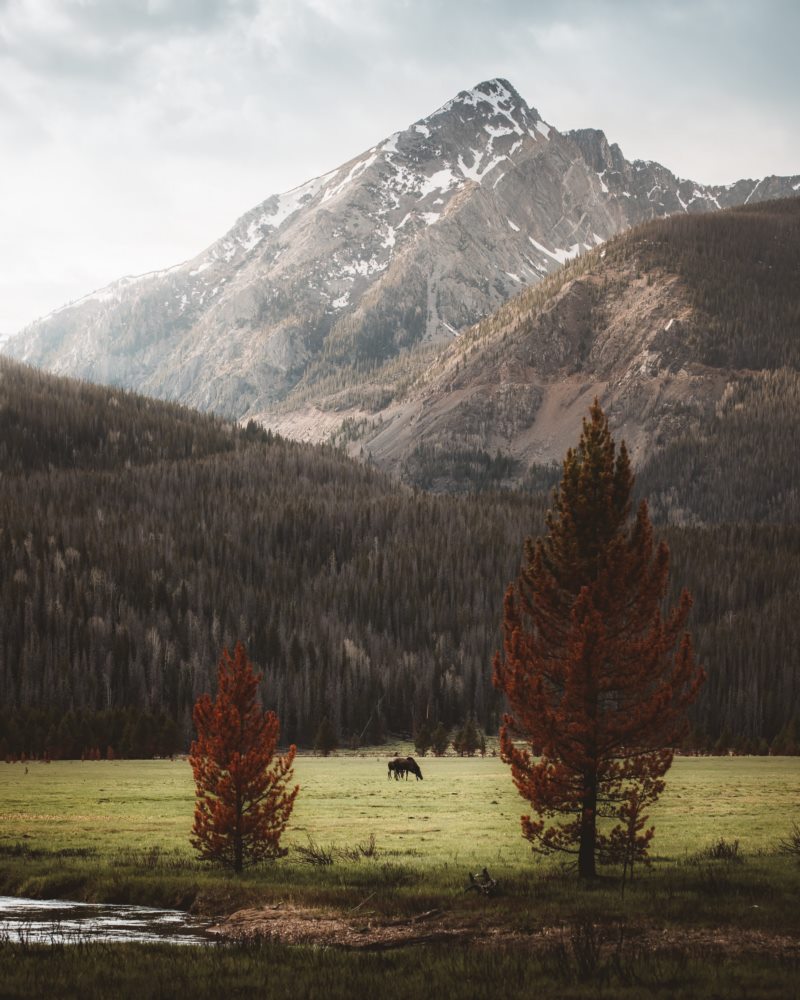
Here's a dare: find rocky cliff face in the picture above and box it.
[6,79,799,429]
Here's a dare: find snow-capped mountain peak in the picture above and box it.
[6,79,799,427]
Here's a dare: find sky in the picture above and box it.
[1,0,798,336]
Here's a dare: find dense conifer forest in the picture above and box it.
[636,368,800,524]
[0,357,797,758]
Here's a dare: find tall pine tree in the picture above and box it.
[190,643,298,872]
[493,402,704,878]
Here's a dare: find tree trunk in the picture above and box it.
[578,775,597,878]
[234,786,243,873]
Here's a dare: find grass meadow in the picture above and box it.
[1,753,799,999]
[1,753,798,863]
[0,755,800,868]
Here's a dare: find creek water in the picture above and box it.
[0,895,215,945]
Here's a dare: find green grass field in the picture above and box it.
[1,754,798,866]
[1,754,800,1000]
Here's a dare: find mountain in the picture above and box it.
[346,197,800,521]
[6,79,799,431]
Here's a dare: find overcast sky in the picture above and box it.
[1,0,798,335]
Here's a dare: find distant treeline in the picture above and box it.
[0,358,797,756]
[1,708,179,761]
[0,357,246,473]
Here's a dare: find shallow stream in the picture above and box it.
[0,895,214,945]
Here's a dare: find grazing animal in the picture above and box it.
[388,758,407,780]
[403,756,423,781]
[387,756,424,781]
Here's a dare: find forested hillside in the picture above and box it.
[636,368,800,523]
[351,197,800,519]
[0,359,797,757]
[618,197,800,370]
[622,199,800,522]
[0,359,245,474]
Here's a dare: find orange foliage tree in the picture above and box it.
[493,402,704,878]
[190,642,298,872]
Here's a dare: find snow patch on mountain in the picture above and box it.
[419,168,461,198]
[322,154,379,204]
[528,236,583,265]
[457,149,509,183]
[484,123,516,139]
[427,77,548,143]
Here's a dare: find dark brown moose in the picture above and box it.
[387,756,423,781]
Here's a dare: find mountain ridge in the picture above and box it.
[338,197,800,518]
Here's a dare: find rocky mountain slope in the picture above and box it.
[6,79,799,427]
[349,197,800,522]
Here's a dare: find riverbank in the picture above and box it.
[0,895,213,945]
[2,844,800,943]
[2,852,799,999]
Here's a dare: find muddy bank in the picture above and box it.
[209,903,800,956]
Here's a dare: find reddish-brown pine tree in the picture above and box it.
[493,402,704,878]
[190,642,298,872]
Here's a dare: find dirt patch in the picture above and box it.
[208,904,473,950]
[208,904,800,955]
[642,926,800,959]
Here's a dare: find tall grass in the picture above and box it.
[0,936,797,1000]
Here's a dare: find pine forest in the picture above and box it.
[1,352,797,759]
